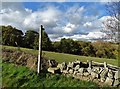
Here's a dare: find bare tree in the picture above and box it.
[101,1,120,43]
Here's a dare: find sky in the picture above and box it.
[0,1,113,42]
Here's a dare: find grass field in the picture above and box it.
[1,45,118,88]
[2,62,99,88]
[2,45,118,66]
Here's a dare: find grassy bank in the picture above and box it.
[2,45,118,66]
[2,62,99,88]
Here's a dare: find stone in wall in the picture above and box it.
[47,67,60,74]
[62,70,68,74]
[67,62,74,69]
[108,69,114,79]
[100,68,109,82]
[84,72,90,77]
[74,65,80,71]
[114,70,120,80]
[113,79,120,86]
[57,62,67,72]
[69,69,74,74]
[113,70,120,87]
[99,67,104,74]
[104,62,107,69]
[74,60,81,66]
[91,71,99,79]
[73,70,79,75]
[87,67,92,74]
[104,77,114,86]
[47,59,120,87]
[78,68,84,74]
[48,60,58,67]
[86,60,92,74]
[76,72,83,76]
[92,67,100,74]
[88,60,92,68]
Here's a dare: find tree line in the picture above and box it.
[1,25,118,59]
[1,25,52,51]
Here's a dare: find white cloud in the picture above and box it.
[51,31,106,42]
[1,4,62,33]
[99,16,111,21]
[23,6,62,31]
[25,8,32,13]
[83,22,92,27]
[86,32,106,39]
[65,6,85,25]
[63,23,76,33]
[82,16,111,33]
[1,2,111,42]
[1,8,31,32]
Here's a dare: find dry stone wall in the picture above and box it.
[48,60,120,87]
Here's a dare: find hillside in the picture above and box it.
[2,45,118,66]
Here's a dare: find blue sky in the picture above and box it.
[23,2,107,17]
[1,2,110,42]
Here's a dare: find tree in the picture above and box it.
[2,25,23,46]
[92,41,115,59]
[33,35,39,50]
[24,27,52,50]
[101,1,120,43]
[24,30,39,49]
[42,29,52,51]
[52,42,60,52]
[80,41,95,56]
[58,38,81,55]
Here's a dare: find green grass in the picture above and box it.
[2,45,118,66]
[43,51,118,66]
[2,62,99,88]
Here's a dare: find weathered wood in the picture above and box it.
[37,26,42,73]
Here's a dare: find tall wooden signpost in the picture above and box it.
[37,25,44,73]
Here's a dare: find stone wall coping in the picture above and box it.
[84,61,119,70]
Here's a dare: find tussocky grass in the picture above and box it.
[2,62,99,88]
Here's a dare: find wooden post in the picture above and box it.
[37,26,42,73]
